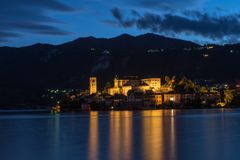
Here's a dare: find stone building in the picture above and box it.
[108,76,161,96]
[89,77,97,95]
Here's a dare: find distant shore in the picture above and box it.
[0,105,240,115]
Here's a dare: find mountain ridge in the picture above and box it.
[1,33,240,105]
[0,33,240,89]
[2,33,240,49]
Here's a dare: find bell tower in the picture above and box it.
[89,77,97,95]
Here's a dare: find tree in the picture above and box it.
[103,82,112,93]
[217,89,235,107]
[209,87,218,93]
[163,76,176,88]
[199,86,208,94]
[177,76,197,93]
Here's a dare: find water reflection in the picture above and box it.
[170,111,176,159]
[88,112,99,160]
[108,111,133,160]
[87,110,177,160]
[142,111,164,160]
[52,114,60,160]
[2,109,240,160]
[141,110,176,160]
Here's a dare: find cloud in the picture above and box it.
[110,8,240,41]
[0,0,74,11]
[0,32,21,42]
[122,0,205,10]
[111,8,136,27]
[3,22,70,35]
[111,8,123,21]
[0,0,74,43]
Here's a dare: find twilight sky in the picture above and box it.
[1,0,240,47]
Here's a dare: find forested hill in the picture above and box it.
[0,33,240,105]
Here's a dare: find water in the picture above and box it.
[1,109,240,160]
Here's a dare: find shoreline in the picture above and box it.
[0,106,240,115]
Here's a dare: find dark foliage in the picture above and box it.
[0,33,240,106]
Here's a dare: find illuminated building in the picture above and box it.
[86,76,224,107]
[163,94,181,103]
[126,89,163,107]
[160,86,174,93]
[153,94,163,105]
[89,77,97,95]
[108,76,161,96]
[181,94,197,103]
[142,78,161,91]
[127,90,144,104]
[144,93,163,106]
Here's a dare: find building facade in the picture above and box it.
[89,77,97,95]
[108,77,161,96]
[163,94,181,103]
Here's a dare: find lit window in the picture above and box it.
[203,54,209,58]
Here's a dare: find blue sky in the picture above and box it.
[1,0,240,47]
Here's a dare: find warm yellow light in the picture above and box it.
[217,102,226,107]
[203,54,209,58]
[207,46,214,49]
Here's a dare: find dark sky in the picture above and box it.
[1,0,240,46]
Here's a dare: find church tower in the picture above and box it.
[89,77,97,95]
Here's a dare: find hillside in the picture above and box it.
[0,33,240,105]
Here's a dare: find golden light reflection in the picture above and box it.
[141,110,176,160]
[109,111,121,160]
[109,111,133,160]
[142,110,163,160]
[88,111,99,160]
[52,114,60,160]
[142,110,164,117]
[87,110,177,160]
[170,111,176,159]
[122,111,133,160]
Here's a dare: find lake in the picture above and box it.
[0,109,240,160]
